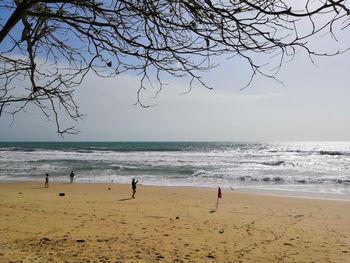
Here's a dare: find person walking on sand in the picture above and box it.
[44,173,49,188]
[70,171,75,184]
[131,178,138,198]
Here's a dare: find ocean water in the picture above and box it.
[0,141,349,197]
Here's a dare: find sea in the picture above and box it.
[0,141,349,198]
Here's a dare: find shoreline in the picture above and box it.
[1,179,349,202]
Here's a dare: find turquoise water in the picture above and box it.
[0,141,349,196]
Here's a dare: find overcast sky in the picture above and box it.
[0,9,349,142]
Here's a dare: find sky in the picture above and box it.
[1,49,349,142]
[0,4,349,142]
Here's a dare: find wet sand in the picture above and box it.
[0,182,349,262]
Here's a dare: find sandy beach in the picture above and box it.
[0,182,349,262]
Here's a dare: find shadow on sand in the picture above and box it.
[118,198,134,202]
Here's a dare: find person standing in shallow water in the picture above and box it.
[131,178,138,198]
[70,171,75,183]
[44,173,49,188]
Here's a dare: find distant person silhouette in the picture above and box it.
[131,178,138,198]
[70,171,75,184]
[44,173,49,188]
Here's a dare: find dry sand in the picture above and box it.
[0,182,349,263]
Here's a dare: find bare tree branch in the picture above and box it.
[0,0,349,135]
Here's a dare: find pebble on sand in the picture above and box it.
[40,237,51,243]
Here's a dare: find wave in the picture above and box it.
[268,149,350,157]
[84,147,184,153]
[238,175,285,183]
[319,151,347,156]
[238,160,289,167]
[334,179,350,184]
[27,159,86,164]
[238,176,257,182]
[262,161,286,166]
[0,147,37,152]
[122,165,195,175]
[238,176,350,185]
[1,147,184,153]
[295,178,350,186]
[193,170,206,177]
[262,177,283,182]
[0,142,190,153]
[1,142,349,196]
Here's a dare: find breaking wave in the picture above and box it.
[0,141,349,196]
